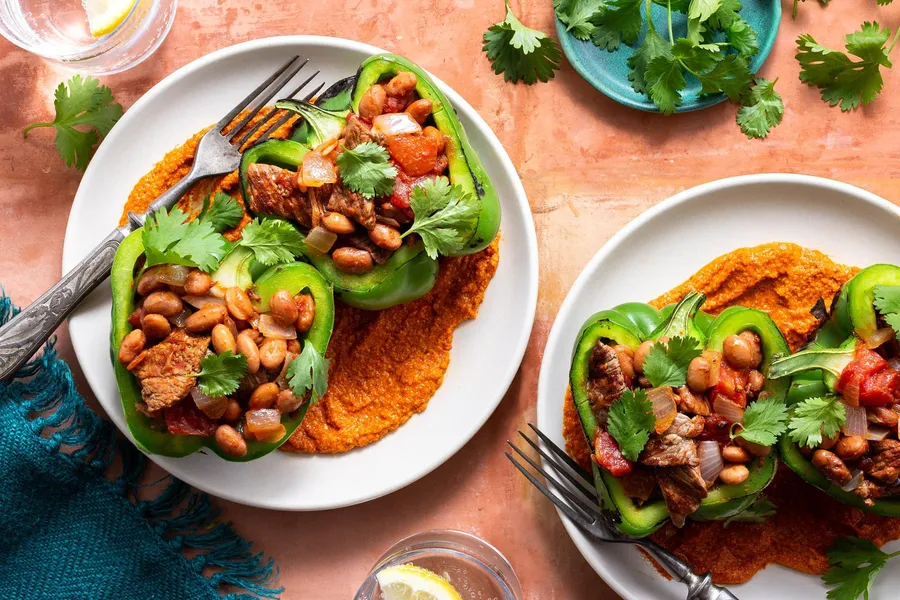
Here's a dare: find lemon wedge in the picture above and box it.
[83,0,136,38]
[376,564,463,600]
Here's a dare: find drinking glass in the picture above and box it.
[354,530,523,600]
[0,0,176,74]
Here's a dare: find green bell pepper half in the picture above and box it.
[110,231,334,461]
[568,295,782,537]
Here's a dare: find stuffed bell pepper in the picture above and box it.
[570,292,790,536]
[111,202,334,462]
[238,53,501,310]
[769,264,900,514]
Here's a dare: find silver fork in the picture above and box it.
[507,424,739,600]
[0,56,327,381]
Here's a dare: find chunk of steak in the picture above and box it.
[676,386,711,416]
[128,329,210,412]
[328,185,376,229]
[586,341,627,411]
[665,414,706,439]
[641,434,699,468]
[656,465,708,527]
[246,163,317,228]
[866,439,900,484]
[347,233,393,265]
[341,114,384,150]
[620,467,657,504]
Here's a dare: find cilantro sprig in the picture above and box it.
[607,389,656,461]
[402,178,480,259]
[238,218,305,266]
[873,285,900,337]
[642,335,702,389]
[731,396,788,447]
[24,75,123,171]
[787,396,846,448]
[286,343,330,404]
[198,192,244,233]
[142,207,230,273]
[483,2,562,85]
[723,498,777,527]
[335,141,397,199]
[197,351,248,398]
[822,537,900,600]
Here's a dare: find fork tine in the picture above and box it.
[505,452,596,531]
[528,423,594,481]
[235,72,323,149]
[222,56,308,141]
[255,80,327,145]
[517,430,596,501]
[507,441,601,519]
[213,56,303,134]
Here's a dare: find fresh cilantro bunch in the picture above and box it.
[402,178,481,259]
[723,498,776,527]
[873,285,900,337]
[142,207,231,273]
[642,335,702,388]
[24,75,123,171]
[607,389,656,461]
[483,2,562,84]
[553,0,784,139]
[797,22,897,112]
[198,192,244,233]
[787,395,846,448]
[335,142,397,199]
[197,351,248,398]
[238,218,306,265]
[822,537,900,600]
[286,343,330,404]
[731,396,788,446]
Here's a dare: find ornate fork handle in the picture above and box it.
[635,539,739,600]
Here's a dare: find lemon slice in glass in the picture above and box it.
[376,564,463,600]
[83,0,137,38]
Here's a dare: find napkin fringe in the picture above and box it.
[0,293,281,600]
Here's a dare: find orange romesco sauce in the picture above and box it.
[562,242,900,583]
[122,121,499,454]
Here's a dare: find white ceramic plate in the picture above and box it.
[536,174,900,599]
[63,36,537,510]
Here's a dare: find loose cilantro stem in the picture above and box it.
[888,27,900,54]
[791,0,798,20]
[22,123,53,136]
[667,0,674,43]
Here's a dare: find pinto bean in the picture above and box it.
[184,271,212,296]
[612,345,635,382]
[332,247,373,274]
[368,223,402,250]
[212,324,236,354]
[385,71,417,97]
[358,84,386,119]
[225,287,254,321]
[818,433,840,450]
[276,389,303,413]
[739,331,763,368]
[249,382,280,409]
[836,436,869,461]
[259,338,287,370]
[136,270,166,296]
[748,370,765,393]
[423,126,446,153]
[141,313,171,340]
[287,339,301,354]
[723,334,755,369]
[143,291,183,317]
[295,293,316,333]
[270,290,299,327]
[719,465,750,485]
[236,331,260,374]
[405,99,432,124]
[118,329,146,365]
[687,356,712,392]
[322,212,356,234]
[812,449,852,485]
[736,437,773,457]
[185,304,228,333]
[633,341,655,374]
[215,425,247,457]
[222,399,242,423]
[722,446,750,463]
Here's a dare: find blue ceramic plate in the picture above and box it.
[555,1,781,112]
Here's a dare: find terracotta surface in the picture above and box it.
[1,1,899,597]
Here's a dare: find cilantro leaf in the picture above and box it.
[725,17,759,56]
[646,55,687,114]
[628,27,672,94]
[402,178,480,259]
[335,141,397,199]
[286,342,330,404]
[142,207,230,273]
[238,218,306,266]
[736,78,784,139]
[787,396,846,448]
[198,192,244,233]
[823,537,900,600]
[796,22,893,112]
[723,499,776,527]
[590,0,643,51]
[483,3,562,84]
[697,54,753,101]
[197,351,248,398]
[556,0,604,40]
[607,389,656,461]
[732,396,788,446]
[688,0,723,23]
[23,75,123,171]
[643,336,702,389]
[873,285,900,337]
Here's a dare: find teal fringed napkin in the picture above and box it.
[0,295,281,600]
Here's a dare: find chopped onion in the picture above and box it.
[889,358,900,371]
[258,314,297,340]
[647,387,677,434]
[305,226,337,254]
[301,151,337,187]
[245,408,282,436]
[373,112,422,137]
[698,441,724,482]
[170,309,190,328]
[143,264,191,287]
[843,377,861,407]
[867,424,892,441]
[843,405,868,437]
[275,351,298,388]
[713,395,745,423]
[191,387,227,419]
[841,470,865,492]
[256,423,287,443]
[867,327,896,349]
[183,295,226,310]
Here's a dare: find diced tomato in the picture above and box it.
[713,362,749,408]
[383,94,414,114]
[839,345,894,406]
[165,398,217,437]
[698,414,733,445]
[860,368,900,406]
[387,133,439,177]
[390,170,435,211]
[593,431,632,476]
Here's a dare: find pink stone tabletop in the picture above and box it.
[2,0,900,597]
